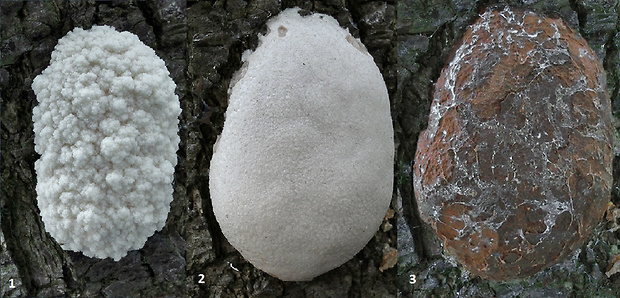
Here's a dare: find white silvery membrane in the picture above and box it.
[209,8,394,281]
[32,25,181,261]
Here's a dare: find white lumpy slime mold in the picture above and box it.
[209,8,394,281]
[32,26,181,261]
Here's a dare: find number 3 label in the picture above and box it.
[409,274,417,284]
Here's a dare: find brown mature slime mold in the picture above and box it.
[413,7,613,281]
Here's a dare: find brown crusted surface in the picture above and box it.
[413,7,613,281]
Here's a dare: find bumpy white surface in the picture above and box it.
[32,25,181,261]
[210,8,394,281]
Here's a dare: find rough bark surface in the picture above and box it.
[1,0,397,297]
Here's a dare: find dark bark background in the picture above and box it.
[396,0,620,297]
[1,0,397,297]
[2,0,620,297]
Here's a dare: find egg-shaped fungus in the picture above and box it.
[32,25,181,261]
[413,8,613,280]
[209,8,394,281]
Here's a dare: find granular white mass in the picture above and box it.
[209,8,394,281]
[31,25,181,261]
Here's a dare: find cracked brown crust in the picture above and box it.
[413,7,613,281]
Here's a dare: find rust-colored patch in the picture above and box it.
[415,107,460,189]
[606,255,620,277]
[437,203,470,239]
[606,202,620,232]
[379,246,398,272]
